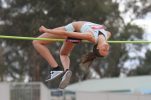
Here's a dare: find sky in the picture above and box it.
[117,0,151,71]
[132,13,151,41]
[117,0,151,41]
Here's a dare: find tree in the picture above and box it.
[128,50,151,76]
[114,0,151,76]
[0,0,150,88]
[0,46,6,81]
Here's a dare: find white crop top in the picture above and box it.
[80,22,108,41]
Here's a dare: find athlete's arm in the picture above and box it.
[39,26,96,43]
[106,31,111,40]
[96,31,111,56]
[96,34,109,56]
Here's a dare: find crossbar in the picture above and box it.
[0,35,151,44]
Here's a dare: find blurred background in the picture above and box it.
[0,0,151,100]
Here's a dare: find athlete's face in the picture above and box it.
[97,42,110,57]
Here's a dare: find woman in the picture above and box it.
[32,21,111,89]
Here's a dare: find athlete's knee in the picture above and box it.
[32,40,43,47]
[32,40,38,45]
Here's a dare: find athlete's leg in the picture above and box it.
[32,27,66,68]
[60,41,75,70]
[39,25,95,43]
[59,42,75,89]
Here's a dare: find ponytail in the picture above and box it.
[80,44,105,66]
[81,52,97,64]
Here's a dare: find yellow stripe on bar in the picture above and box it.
[0,35,151,44]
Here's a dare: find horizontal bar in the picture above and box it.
[0,35,65,41]
[0,35,151,44]
[108,40,151,44]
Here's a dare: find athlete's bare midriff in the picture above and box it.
[72,21,87,32]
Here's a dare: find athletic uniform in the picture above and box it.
[65,22,108,43]
[46,22,109,89]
